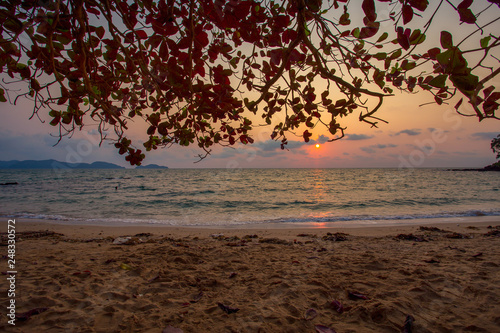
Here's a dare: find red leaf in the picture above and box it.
[339,13,350,25]
[274,15,290,29]
[95,26,105,39]
[359,22,380,39]
[315,325,337,333]
[483,99,499,115]
[408,0,429,11]
[397,27,410,50]
[195,31,209,47]
[483,86,495,99]
[282,29,298,44]
[86,7,101,16]
[458,0,473,9]
[194,65,205,77]
[164,23,179,36]
[218,302,239,314]
[402,5,414,24]
[348,291,369,300]
[362,0,376,22]
[289,49,304,63]
[234,1,252,20]
[331,299,344,314]
[303,130,312,142]
[458,8,476,24]
[270,49,282,66]
[136,30,148,39]
[486,92,500,102]
[305,308,318,320]
[440,31,453,49]
[427,47,440,60]
[50,115,61,126]
[402,315,416,333]
[487,0,500,7]
[16,308,48,321]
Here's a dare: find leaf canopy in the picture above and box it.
[1,0,499,164]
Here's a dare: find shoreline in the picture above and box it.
[3,215,500,238]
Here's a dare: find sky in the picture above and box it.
[0,1,499,169]
[1,89,498,169]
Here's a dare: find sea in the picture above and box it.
[1,168,499,228]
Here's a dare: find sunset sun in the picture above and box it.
[315,144,320,149]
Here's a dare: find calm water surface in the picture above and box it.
[1,168,499,226]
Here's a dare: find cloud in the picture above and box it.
[470,132,498,140]
[212,139,301,160]
[211,135,333,160]
[315,135,330,144]
[378,144,398,149]
[345,133,374,141]
[254,135,332,151]
[0,131,129,166]
[394,129,421,136]
[361,143,398,154]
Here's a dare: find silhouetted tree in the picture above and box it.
[1,0,499,164]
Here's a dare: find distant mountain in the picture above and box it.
[0,159,125,169]
[135,163,168,169]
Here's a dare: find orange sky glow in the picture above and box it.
[0,1,498,169]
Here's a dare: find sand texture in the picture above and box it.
[1,221,500,332]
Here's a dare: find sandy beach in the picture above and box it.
[1,219,500,332]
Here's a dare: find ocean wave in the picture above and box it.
[271,210,500,224]
[3,209,500,227]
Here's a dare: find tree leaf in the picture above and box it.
[402,5,414,24]
[304,308,318,320]
[195,31,209,47]
[483,85,495,98]
[362,0,376,22]
[480,36,491,49]
[440,31,453,49]
[315,324,337,333]
[303,130,312,142]
[397,27,410,50]
[0,88,6,102]
[409,0,429,11]
[458,0,473,9]
[390,48,402,59]
[401,61,416,71]
[427,47,440,60]
[450,74,479,97]
[376,32,389,43]
[402,315,416,333]
[359,23,380,39]
[351,27,360,38]
[458,8,476,24]
[428,74,448,88]
[95,26,105,39]
[217,302,239,314]
[136,30,148,39]
[339,13,350,25]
